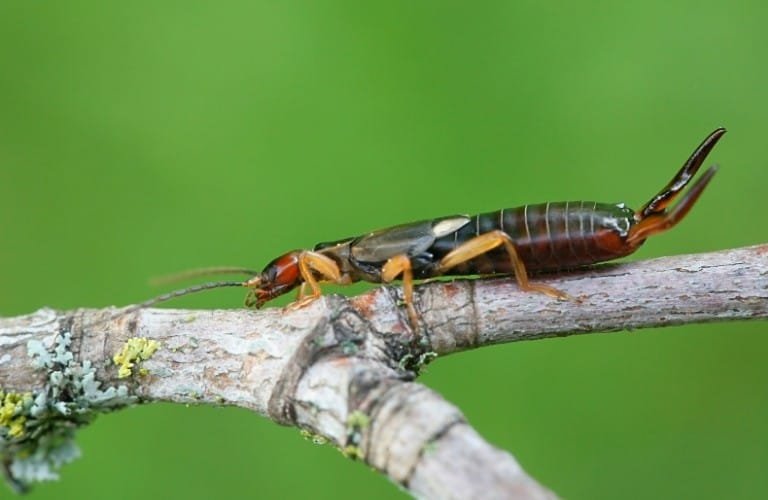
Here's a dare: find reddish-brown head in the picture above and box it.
[244,251,303,308]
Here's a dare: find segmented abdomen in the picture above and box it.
[428,201,638,276]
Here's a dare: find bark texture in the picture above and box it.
[1,244,766,498]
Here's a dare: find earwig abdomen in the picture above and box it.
[428,201,639,276]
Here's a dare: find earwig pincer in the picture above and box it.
[134,128,726,328]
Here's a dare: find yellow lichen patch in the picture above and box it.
[113,337,160,379]
[0,390,32,438]
[341,445,364,460]
[300,429,328,445]
[341,411,370,461]
[346,411,370,429]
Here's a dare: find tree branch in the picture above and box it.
[0,244,766,498]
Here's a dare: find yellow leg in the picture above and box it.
[381,254,419,328]
[437,230,570,300]
[289,251,344,309]
[295,282,308,301]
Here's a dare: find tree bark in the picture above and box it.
[1,244,766,498]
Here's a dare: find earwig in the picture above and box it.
[130,128,726,328]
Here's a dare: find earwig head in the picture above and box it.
[244,250,304,308]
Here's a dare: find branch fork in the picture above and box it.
[1,244,766,498]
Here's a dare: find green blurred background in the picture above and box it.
[1,1,767,498]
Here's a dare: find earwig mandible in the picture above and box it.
[131,128,726,328]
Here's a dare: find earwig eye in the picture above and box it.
[262,265,277,283]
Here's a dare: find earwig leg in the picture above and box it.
[381,254,419,329]
[628,165,718,245]
[288,251,343,310]
[294,274,352,303]
[640,128,726,217]
[295,282,308,301]
[437,230,571,300]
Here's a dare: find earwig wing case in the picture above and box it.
[350,216,470,263]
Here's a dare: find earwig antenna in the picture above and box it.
[150,267,259,286]
[84,280,248,329]
[129,280,247,310]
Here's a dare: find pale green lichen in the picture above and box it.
[1,332,137,494]
[113,337,160,379]
[398,350,438,375]
[422,440,439,455]
[340,339,359,355]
